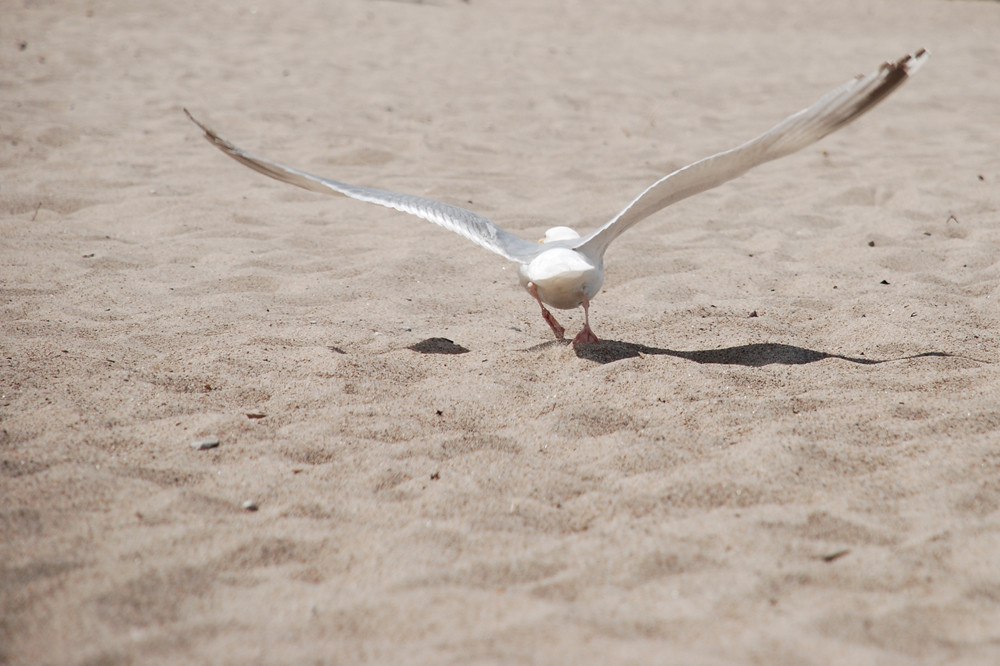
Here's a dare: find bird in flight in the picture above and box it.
[186,49,927,346]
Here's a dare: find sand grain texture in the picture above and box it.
[2,1,999,664]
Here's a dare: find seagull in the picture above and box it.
[186,49,927,346]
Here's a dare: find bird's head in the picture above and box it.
[540,226,580,243]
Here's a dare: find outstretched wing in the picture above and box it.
[576,49,928,258]
[184,109,541,264]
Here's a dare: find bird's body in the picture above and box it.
[519,240,604,343]
[518,227,601,310]
[186,49,927,346]
[518,247,602,310]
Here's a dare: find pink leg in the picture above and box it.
[571,297,600,346]
[527,282,565,339]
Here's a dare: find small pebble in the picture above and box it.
[190,437,220,450]
[242,500,259,512]
[821,548,851,562]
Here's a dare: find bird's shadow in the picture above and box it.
[526,339,965,366]
[405,336,982,367]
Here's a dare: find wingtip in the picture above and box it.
[893,48,929,77]
[907,47,930,75]
[183,108,237,154]
[183,107,211,136]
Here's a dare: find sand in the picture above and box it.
[2,0,1000,663]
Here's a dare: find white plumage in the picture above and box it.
[186,49,927,346]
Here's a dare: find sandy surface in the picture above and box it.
[3,0,1000,663]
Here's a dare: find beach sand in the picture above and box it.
[2,0,999,663]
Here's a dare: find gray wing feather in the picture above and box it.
[576,49,928,257]
[184,110,541,264]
